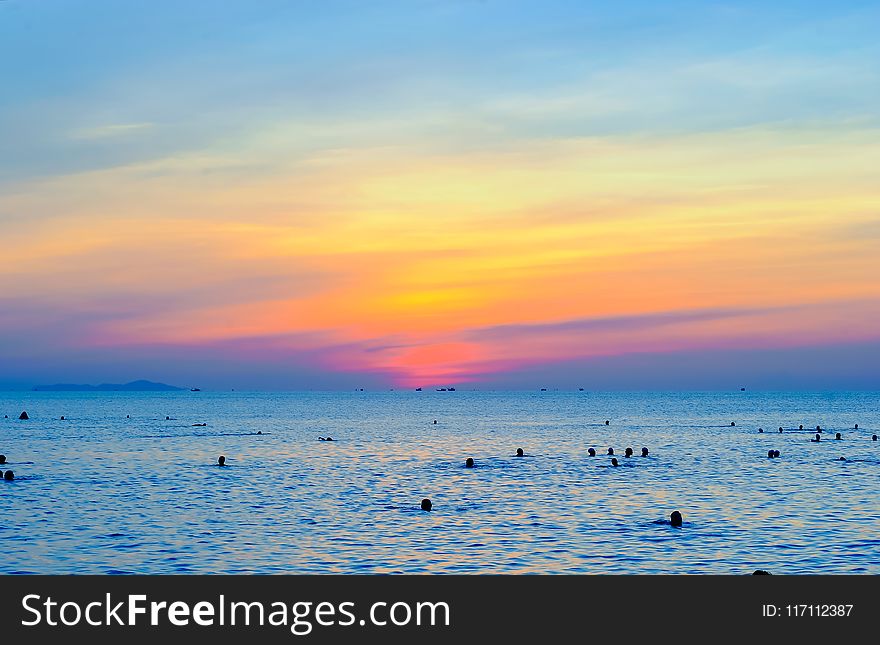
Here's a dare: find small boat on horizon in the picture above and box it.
[190,387,201,392]
[415,387,422,391]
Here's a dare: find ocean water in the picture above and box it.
[1,390,878,575]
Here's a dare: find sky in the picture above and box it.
[1,0,879,390]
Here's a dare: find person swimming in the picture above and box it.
[60,416,65,420]
[835,433,841,440]
[838,457,846,461]
[516,448,524,457]
[817,425,822,432]
[873,435,878,441]
[670,510,683,527]
[0,454,6,465]
[465,457,474,468]
[758,428,763,433]
[605,420,610,426]
[607,448,614,455]
[218,455,226,466]
[799,425,804,430]
[731,421,736,426]
[420,498,432,511]
[166,416,170,420]
[625,447,633,457]
[433,420,437,425]
[641,447,649,457]
[767,450,775,458]
[588,448,596,456]
[611,458,619,467]
[4,470,13,481]
[773,450,780,458]
[779,427,783,433]
[811,434,821,442]
[855,424,859,429]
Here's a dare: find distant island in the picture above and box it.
[32,379,185,392]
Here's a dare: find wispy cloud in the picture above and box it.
[69,122,154,140]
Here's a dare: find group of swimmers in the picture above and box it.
[0,454,13,480]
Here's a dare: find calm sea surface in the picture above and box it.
[1,391,878,574]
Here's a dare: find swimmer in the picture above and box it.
[835,433,841,440]
[3,470,13,481]
[516,448,524,457]
[779,427,783,433]
[758,428,763,433]
[625,447,633,457]
[731,421,736,426]
[60,416,65,420]
[838,457,846,461]
[605,420,610,426]
[611,458,619,467]
[855,424,859,429]
[873,435,878,441]
[588,448,596,457]
[607,448,614,455]
[767,450,775,458]
[811,434,821,442]
[670,511,683,527]
[799,425,804,430]
[218,455,226,466]
[0,454,6,464]
[420,498,432,511]
[465,457,474,468]
[641,447,649,457]
[433,420,437,425]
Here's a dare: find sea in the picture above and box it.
[1,390,878,574]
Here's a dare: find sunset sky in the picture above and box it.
[1,0,879,390]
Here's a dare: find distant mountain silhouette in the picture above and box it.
[32,379,184,392]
